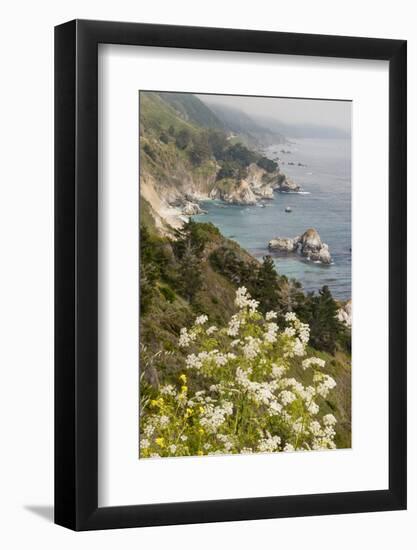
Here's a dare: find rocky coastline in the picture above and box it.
[174,162,301,213]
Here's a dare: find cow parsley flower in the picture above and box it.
[179,327,196,347]
[285,312,297,322]
[195,314,208,326]
[323,413,337,426]
[280,390,296,406]
[227,315,241,336]
[234,287,259,312]
[302,357,326,370]
[243,336,261,359]
[258,434,281,453]
[264,322,279,343]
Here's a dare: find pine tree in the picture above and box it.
[304,285,342,353]
[172,220,205,303]
[178,242,203,303]
[253,255,281,314]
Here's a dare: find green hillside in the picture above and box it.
[158,92,226,130]
[139,92,351,457]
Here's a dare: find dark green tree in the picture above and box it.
[175,128,192,150]
[303,286,343,354]
[257,156,278,173]
[252,255,282,314]
[177,242,204,303]
[189,132,211,166]
[172,220,207,303]
[207,129,228,159]
[140,225,159,314]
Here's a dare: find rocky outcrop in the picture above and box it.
[268,236,300,252]
[182,201,206,216]
[299,228,331,264]
[210,180,257,205]
[141,137,301,227]
[337,300,352,326]
[268,228,332,264]
[279,177,300,193]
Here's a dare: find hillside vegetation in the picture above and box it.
[139,92,351,456]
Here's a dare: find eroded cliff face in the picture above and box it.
[140,149,301,230]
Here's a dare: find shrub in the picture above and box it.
[257,156,278,173]
[140,287,338,458]
[159,285,176,303]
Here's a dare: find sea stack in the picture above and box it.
[268,227,332,264]
[299,228,332,264]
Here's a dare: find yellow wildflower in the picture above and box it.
[181,385,188,394]
[155,437,165,448]
[185,407,193,418]
[179,373,187,384]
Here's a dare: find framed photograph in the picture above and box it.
[55,20,407,530]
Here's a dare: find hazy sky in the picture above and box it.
[197,94,351,132]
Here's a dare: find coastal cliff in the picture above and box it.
[140,91,301,229]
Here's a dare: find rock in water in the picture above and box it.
[268,227,332,264]
[279,177,300,193]
[268,236,300,252]
[182,201,205,216]
[299,228,331,264]
[300,228,322,253]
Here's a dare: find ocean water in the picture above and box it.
[195,138,351,301]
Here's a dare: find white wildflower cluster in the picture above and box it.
[308,416,338,450]
[159,384,176,396]
[140,287,341,459]
[234,286,259,312]
[185,350,236,372]
[217,433,234,452]
[271,363,286,379]
[240,447,253,454]
[313,372,337,398]
[158,415,170,427]
[279,390,296,406]
[236,367,282,415]
[302,357,326,370]
[282,312,310,358]
[227,314,241,337]
[200,402,233,434]
[264,322,279,343]
[179,327,197,348]
[194,314,208,326]
[258,433,281,453]
[323,413,337,426]
[242,336,261,359]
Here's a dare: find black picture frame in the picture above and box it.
[55,19,407,531]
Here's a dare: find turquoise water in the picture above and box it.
[195,138,351,301]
